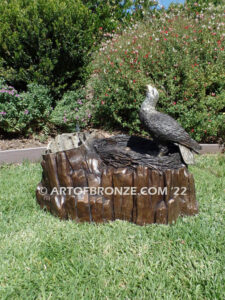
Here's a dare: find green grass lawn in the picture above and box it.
[0,155,224,300]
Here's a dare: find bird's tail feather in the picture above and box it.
[178,144,195,165]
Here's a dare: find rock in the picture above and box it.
[46,131,107,154]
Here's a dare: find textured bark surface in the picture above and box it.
[36,135,198,225]
[93,135,184,170]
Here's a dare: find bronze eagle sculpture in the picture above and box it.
[139,85,201,164]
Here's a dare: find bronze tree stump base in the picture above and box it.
[36,134,198,225]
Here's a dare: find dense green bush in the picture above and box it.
[0,0,96,97]
[82,0,158,30]
[50,89,93,131]
[0,0,158,98]
[0,79,52,135]
[88,4,225,142]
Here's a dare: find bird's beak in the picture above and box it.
[146,85,151,92]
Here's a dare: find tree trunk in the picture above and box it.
[36,134,198,225]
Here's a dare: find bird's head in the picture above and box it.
[146,85,159,107]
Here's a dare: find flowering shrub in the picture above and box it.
[50,89,93,131]
[88,4,225,142]
[0,79,52,134]
[186,0,224,10]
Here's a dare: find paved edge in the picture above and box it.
[0,147,46,165]
[199,144,224,154]
[0,144,224,165]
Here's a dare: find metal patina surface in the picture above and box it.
[36,133,198,225]
[139,85,201,163]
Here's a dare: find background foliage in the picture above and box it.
[0,0,157,98]
[0,79,52,135]
[186,0,224,7]
[50,89,93,131]
[0,0,95,98]
[88,4,225,142]
[0,0,224,142]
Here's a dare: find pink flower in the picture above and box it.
[173,102,176,105]
[0,111,6,115]
[24,109,29,114]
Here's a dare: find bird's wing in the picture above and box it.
[147,112,201,153]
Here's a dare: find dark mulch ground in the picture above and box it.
[0,137,50,150]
